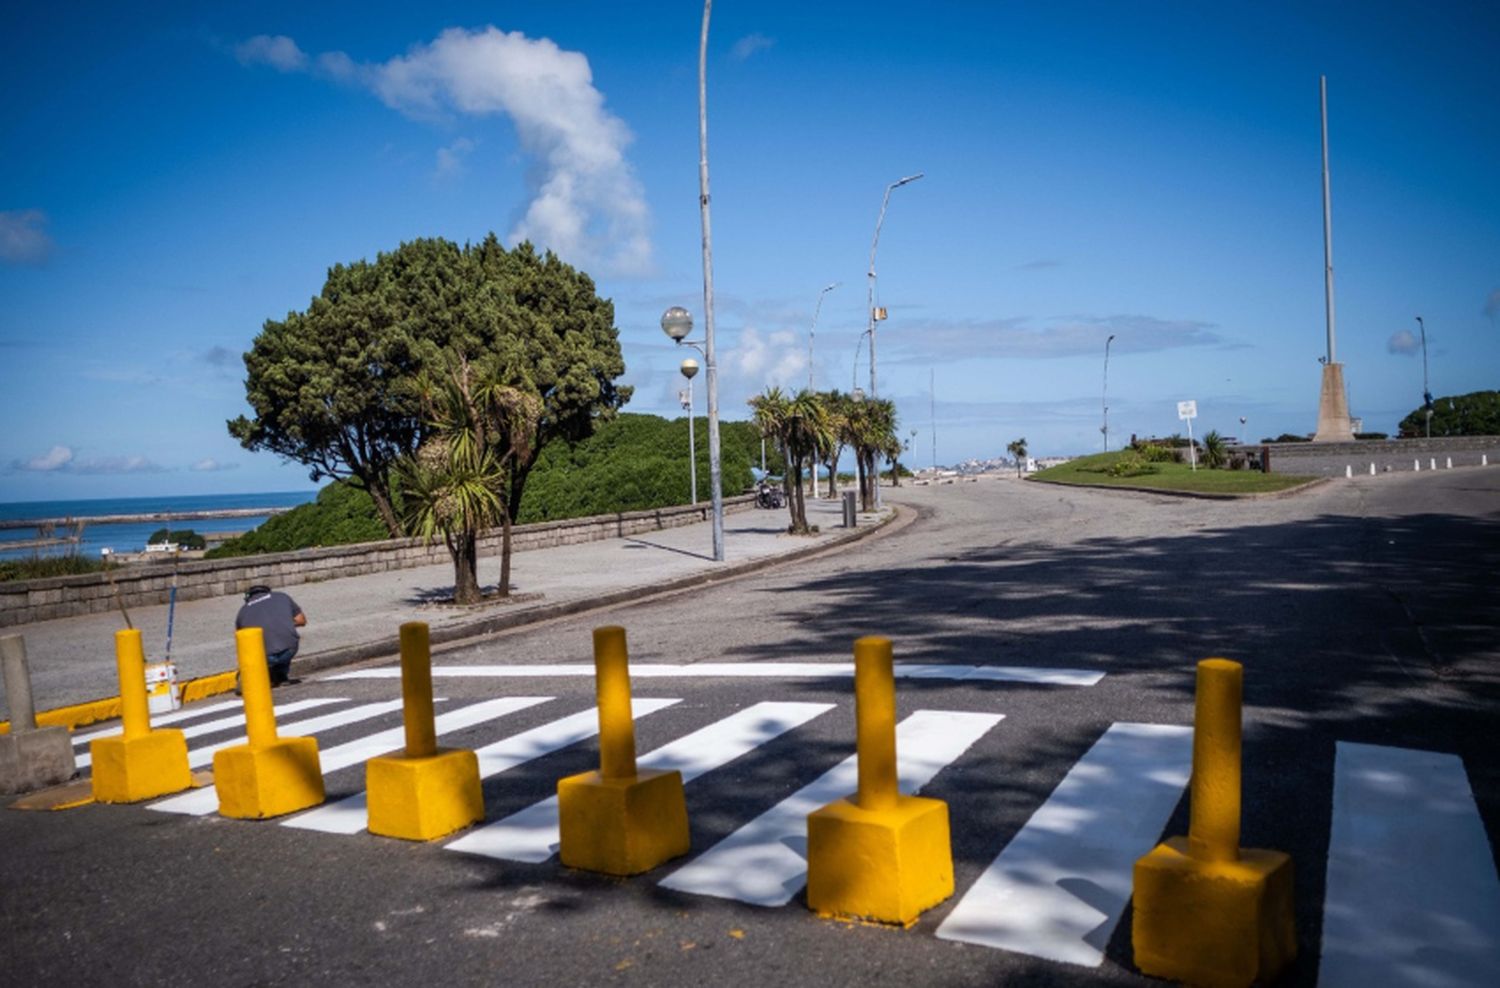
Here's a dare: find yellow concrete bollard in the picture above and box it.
[1133,658,1297,987]
[212,628,325,819]
[366,622,484,840]
[805,636,953,926]
[557,626,689,875]
[90,629,193,803]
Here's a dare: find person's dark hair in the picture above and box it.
[244,584,273,602]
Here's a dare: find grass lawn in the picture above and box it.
[1031,452,1317,495]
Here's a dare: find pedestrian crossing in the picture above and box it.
[74,688,1500,984]
[935,723,1193,964]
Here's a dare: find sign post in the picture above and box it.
[1177,400,1198,471]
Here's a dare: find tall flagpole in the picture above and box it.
[1321,75,1336,364]
[1313,74,1354,441]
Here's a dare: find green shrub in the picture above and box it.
[1138,443,1179,463]
[0,554,112,583]
[1107,451,1157,477]
[1201,430,1228,469]
[206,481,389,557]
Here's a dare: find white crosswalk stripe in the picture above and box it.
[1319,741,1500,987]
[935,722,1193,965]
[657,709,1003,906]
[285,697,681,836]
[76,698,346,769]
[71,699,246,744]
[446,700,835,862]
[148,699,408,814]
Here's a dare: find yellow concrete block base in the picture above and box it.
[213,736,325,819]
[90,729,192,803]
[806,794,954,926]
[558,768,689,875]
[366,747,484,841]
[1133,836,1297,988]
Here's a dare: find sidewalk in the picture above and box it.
[2,497,892,716]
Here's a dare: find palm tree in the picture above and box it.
[842,396,898,511]
[398,357,541,604]
[1007,437,1028,477]
[1201,430,1227,469]
[749,388,832,534]
[817,390,853,498]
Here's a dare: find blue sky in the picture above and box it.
[2,1,1497,500]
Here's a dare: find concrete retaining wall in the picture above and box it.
[1244,436,1500,478]
[1,496,756,628]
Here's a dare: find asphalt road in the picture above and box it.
[4,468,1497,987]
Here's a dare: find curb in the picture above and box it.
[297,505,901,675]
[5,506,900,733]
[1027,476,1330,500]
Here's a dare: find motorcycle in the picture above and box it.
[756,480,785,509]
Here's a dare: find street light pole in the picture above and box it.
[1102,334,1116,452]
[866,173,923,400]
[808,282,838,395]
[866,172,922,510]
[697,0,723,561]
[808,282,837,498]
[1417,315,1432,438]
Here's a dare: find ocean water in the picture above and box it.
[0,491,318,561]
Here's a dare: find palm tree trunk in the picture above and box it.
[450,530,481,605]
[497,509,513,599]
[791,459,808,533]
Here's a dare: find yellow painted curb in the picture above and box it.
[0,669,240,735]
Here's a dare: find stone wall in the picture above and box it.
[1242,436,1500,478]
[1,496,756,628]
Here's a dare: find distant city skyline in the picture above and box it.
[2,1,1497,499]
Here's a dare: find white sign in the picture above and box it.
[1177,400,1198,420]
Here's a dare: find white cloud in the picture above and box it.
[191,458,239,472]
[20,445,73,471]
[731,33,775,61]
[721,326,809,408]
[235,26,652,276]
[1387,328,1420,355]
[1485,288,1500,322]
[234,34,309,72]
[317,50,358,80]
[0,209,55,265]
[71,455,166,475]
[434,137,476,179]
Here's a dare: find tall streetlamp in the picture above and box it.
[1416,315,1433,438]
[866,173,923,399]
[808,282,838,498]
[662,306,721,559]
[866,172,922,509]
[671,0,723,562]
[808,282,839,395]
[680,357,699,505]
[1102,334,1116,451]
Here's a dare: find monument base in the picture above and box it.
[1314,362,1354,442]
